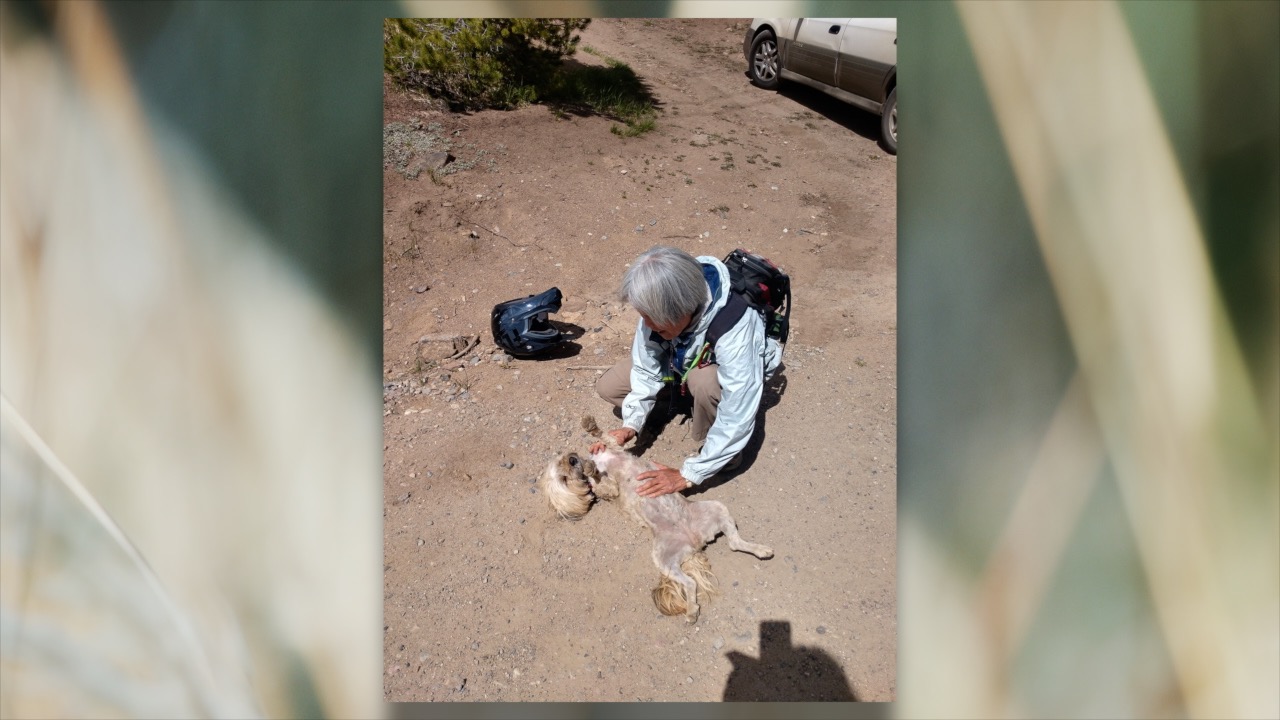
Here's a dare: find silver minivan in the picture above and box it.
[744,18,897,154]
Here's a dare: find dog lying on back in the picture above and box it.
[537,417,773,623]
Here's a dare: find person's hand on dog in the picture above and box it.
[636,463,688,498]
[590,427,636,454]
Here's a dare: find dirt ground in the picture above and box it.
[382,19,896,703]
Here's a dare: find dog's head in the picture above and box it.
[538,451,603,520]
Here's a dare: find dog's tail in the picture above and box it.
[652,552,718,616]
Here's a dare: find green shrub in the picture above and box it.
[385,19,657,136]
[384,19,590,110]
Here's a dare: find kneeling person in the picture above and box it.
[594,246,782,498]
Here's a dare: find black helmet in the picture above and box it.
[491,287,564,357]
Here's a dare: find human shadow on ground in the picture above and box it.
[722,620,859,702]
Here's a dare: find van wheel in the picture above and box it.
[749,30,780,90]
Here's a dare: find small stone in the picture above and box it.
[817,626,827,635]
[414,285,428,293]
[417,538,425,547]
[713,637,724,649]
[686,676,693,684]
[500,461,515,469]
[424,151,454,170]
[530,487,537,494]
[649,218,657,226]
[396,493,411,504]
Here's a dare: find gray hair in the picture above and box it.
[619,246,707,328]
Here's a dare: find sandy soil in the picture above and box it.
[382,19,896,703]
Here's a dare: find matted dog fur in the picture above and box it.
[537,417,773,623]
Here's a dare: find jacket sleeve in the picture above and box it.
[622,317,666,433]
[681,312,764,484]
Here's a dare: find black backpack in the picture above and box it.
[706,249,792,349]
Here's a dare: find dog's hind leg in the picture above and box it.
[652,543,701,623]
[692,501,774,559]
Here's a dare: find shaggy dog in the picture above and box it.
[537,417,773,623]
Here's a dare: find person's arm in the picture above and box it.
[681,315,764,485]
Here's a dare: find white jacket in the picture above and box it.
[621,256,783,485]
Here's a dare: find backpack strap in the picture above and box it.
[704,292,751,351]
[776,281,791,343]
[671,292,755,396]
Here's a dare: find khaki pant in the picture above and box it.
[596,356,722,442]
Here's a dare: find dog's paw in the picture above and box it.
[593,474,620,500]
